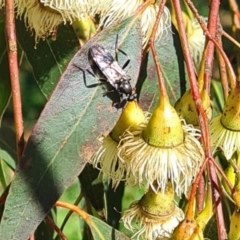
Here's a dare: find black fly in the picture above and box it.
[89,44,137,105]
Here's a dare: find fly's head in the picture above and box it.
[119,75,132,94]
[119,81,132,95]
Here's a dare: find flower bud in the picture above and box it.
[143,100,184,147]
[111,101,146,142]
[175,89,211,126]
[221,86,240,131]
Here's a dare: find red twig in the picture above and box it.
[209,160,227,239]
[5,0,24,160]
[170,3,227,238]
[222,30,240,48]
[179,1,227,238]
[209,156,234,195]
[204,4,227,236]
[171,0,210,150]
[186,157,208,219]
[45,215,67,240]
[216,30,229,100]
[55,201,91,224]
[171,1,212,227]
[58,192,83,235]
[148,0,168,100]
[229,0,240,29]
[185,0,236,89]
[184,1,227,238]
[203,0,219,93]
[196,174,205,213]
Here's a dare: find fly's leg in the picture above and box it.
[114,34,130,70]
[113,93,127,109]
[102,88,116,97]
[102,87,123,108]
[118,48,130,70]
[73,64,121,105]
[73,64,105,88]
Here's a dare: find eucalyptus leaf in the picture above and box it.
[0,17,142,240]
[16,20,80,98]
[89,214,130,240]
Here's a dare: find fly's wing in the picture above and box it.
[90,44,114,70]
[90,44,129,86]
[109,61,129,81]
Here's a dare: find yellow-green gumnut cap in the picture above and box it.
[143,100,184,147]
[175,89,211,126]
[72,16,96,42]
[110,101,146,142]
[228,208,240,240]
[172,219,204,240]
[139,182,175,217]
[222,163,235,196]
[221,85,240,131]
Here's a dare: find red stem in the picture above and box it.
[55,201,91,224]
[216,31,229,100]
[5,0,24,160]
[202,1,227,238]
[185,0,236,89]
[210,157,235,195]
[45,215,67,240]
[171,0,210,149]
[186,157,208,219]
[196,174,205,213]
[171,2,228,239]
[148,0,168,101]
[208,161,227,239]
[178,1,227,238]
[205,2,227,237]
[202,0,219,93]
[172,0,210,220]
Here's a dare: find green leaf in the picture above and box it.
[138,25,188,111]
[89,214,130,240]
[16,20,80,98]
[0,21,11,122]
[79,164,104,212]
[0,127,17,170]
[211,79,224,116]
[105,181,124,229]
[0,157,13,193]
[34,218,54,240]
[204,215,219,240]
[0,17,142,240]
[79,167,125,230]
[0,150,16,171]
